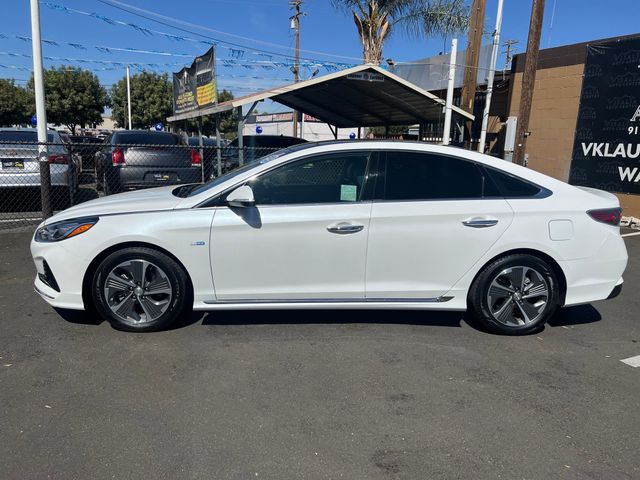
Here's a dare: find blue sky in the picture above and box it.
[1,0,639,113]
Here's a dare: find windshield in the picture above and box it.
[174,143,313,198]
[114,132,182,145]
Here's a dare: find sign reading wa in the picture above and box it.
[568,37,640,195]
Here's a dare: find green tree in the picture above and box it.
[111,71,172,129]
[331,0,470,64]
[0,79,33,126]
[180,89,238,139]
[28,66,108,134]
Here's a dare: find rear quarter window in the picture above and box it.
[483,167,547,198]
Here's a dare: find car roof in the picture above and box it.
[0,127,58,134]
[114,130,177,135]
[180,139,576,208]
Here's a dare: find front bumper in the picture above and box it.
[607,281,623,300]
[31,235,87,310]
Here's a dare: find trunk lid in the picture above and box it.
[121,146,193,168]
[576,186,620,207]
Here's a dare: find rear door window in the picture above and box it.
[383,151,489,201]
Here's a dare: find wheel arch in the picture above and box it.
[81,241,194,310]
[467,248,567,306]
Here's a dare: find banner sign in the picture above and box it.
[346,71,384,82]
[568,37,640,194]
[172,47,217,115]
[255,113,295,123]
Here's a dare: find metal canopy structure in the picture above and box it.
[167,64,474,127]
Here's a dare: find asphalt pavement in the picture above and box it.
[0,231,639,480]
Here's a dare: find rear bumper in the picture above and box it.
[561,232,628,306]
[0,165,71,187]
[113,166,202,189]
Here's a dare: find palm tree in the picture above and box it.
[332,0,470,65]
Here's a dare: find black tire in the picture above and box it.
[103,171,114,196]
[91,247,191,332]
[52,186,72,209]
[95,168,103,192]
[468,253,560,335]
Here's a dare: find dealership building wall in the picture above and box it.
[506,34,640,216]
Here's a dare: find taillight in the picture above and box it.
[48,154,68,164]
[112,148,125,166]
[587,208,622,226]
[191,149,202,166]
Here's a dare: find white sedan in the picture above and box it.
[31,141,627,335]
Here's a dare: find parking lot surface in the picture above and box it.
[1,231,639,480]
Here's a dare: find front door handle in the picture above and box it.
[462,217,499,228]
[327,222,364,234]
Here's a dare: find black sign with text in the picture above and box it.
[568,37,640,195]
[172,47,217,115]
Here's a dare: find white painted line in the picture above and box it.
[620,355,640,368]
[621,231,640,238]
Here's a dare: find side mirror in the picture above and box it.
[227,185,255,208]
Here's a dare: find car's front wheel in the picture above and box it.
[468,254,560,335]
[91,247,191,332]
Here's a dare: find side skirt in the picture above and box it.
[194,296,463,311]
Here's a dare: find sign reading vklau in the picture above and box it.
[172,47,217,115]
[569,37,640,195]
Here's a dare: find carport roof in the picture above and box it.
[167,64,473,127]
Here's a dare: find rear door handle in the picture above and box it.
[327,222,364,234]
[462,217,499,228]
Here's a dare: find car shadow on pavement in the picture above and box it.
[53,308,206,330]
[200,309,466,328]
[52,304,602,333]
[547,304,602,327]
[54,308,104,326]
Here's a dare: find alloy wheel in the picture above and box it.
[486,266,549,327]
[103,259,172,324]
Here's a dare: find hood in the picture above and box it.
[46,185,183,224]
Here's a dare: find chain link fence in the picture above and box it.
[0,139,280,230]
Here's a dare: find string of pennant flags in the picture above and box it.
[0,34,353,73]
[0,54,306,82]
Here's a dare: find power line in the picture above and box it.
[65,0,359,64]
[96,0,360,61]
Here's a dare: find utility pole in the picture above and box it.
[126,66,133,130]
[477,0,504,153]
[290,0,302,137]
[442,38,458,146]
[460,0,486,144]
[30,0,52,218]
[513,0,545,166]
[502,39,519,73]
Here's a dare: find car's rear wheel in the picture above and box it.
[91,247,191,332]
[468,254,560,335]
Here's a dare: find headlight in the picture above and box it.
[34,217,99,242]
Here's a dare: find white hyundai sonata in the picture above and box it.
[31,141,627,334]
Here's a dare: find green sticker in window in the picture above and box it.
[340,184,357,202]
